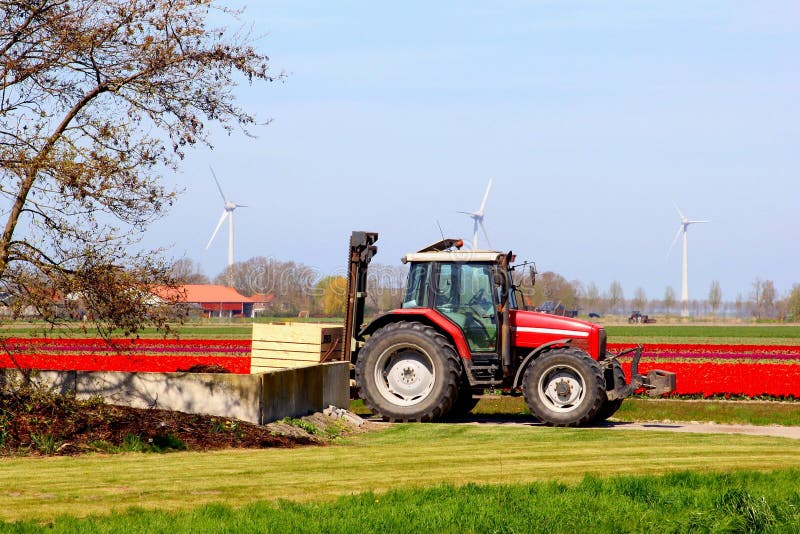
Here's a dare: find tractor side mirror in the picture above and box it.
[529,264,537,287]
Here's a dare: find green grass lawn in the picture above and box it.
[2,424,800,523]
[5,469,800,532]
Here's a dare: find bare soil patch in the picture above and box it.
[0,387,372,456]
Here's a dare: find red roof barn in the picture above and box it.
[154,285,259,318]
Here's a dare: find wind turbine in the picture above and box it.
[458,178,493,250]
[668,204,709,317]
[205,167,247,281]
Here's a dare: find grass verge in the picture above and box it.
[4,469,800,532]
[352,396,800,426]
[2,424,800,523]
[606,324,800,345]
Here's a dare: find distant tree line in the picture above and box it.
[171,257,800,321]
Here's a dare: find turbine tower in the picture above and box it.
[668,204,709,317]
[205,167,247,283]
[458,178,493,250]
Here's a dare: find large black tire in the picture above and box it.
[522,348,605,427]
[355,322,461,422]
[593,360,626,422]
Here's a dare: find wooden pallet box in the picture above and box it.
[251,323,345,373]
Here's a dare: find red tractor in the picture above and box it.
[343,232,675,427]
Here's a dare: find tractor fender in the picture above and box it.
[511,338,573,390]
[360,308,472,361]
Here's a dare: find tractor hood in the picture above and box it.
[510,309,603,357]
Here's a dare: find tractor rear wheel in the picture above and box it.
[355,322,461,422]
[593,360,626,422]
[522,348,605,427]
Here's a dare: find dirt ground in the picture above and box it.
[600,420,800,440]
[4,387,797,457]
[0,388,374,456]
[450,414,800,440]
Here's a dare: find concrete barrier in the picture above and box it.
[0,361,349,424]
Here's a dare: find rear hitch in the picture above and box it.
[605,345,676,401]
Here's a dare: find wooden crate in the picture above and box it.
[251,322,345,373]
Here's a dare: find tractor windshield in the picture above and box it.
[402,263,430,309]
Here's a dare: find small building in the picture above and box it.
[153,285,260,318]
[249,293,275,317]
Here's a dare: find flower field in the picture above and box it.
[0,338,252,374]
[609,343,800,398]
[1,335,799,397]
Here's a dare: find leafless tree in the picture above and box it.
[708,280,722,317]
[751,278,777,319]
[0,1,277,334]
[663,286,676,315]
[170,258,209,285]
[631,287,647,313]
[607,280,624,315]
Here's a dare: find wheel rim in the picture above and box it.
[537,364,586,413]
[374,343,436,407]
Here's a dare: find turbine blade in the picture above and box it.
[687,219,710,224]
[480,220,492,250]
[210,166,227,203]
[667,225,682,257]
[206,210,229,250]
[472,220,479,250]
[478,178,493,213]
[673,202,686,221]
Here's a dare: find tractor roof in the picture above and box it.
[401,250,505,264]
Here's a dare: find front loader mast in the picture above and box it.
[342,231,379,363]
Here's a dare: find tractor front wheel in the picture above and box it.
[522,348,605,427]
[355,322,461,422]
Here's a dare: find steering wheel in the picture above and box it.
[468,288,490,309]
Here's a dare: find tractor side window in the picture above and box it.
[402,263,429,309]
[433,262,498,353]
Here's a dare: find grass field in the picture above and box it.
[2,320,798,343]
[351,397,800,426]
[606,324,800,345]
[5,469,800,532]
[2,424,800,523]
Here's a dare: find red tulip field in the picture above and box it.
[0,326,798,398]
[0,337,252,374]
[610,342,800,398]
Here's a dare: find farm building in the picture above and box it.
[153,285,268,318]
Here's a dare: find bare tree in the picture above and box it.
[170,258,209,285]
[607,280,624,315]
[531,271,579,310]
[584,282,601,314]
[0,1,276,334]
[761,280,777,319]
[708,280,722,317]
[751,278,777,319]
[788,284,800,322]
[631,287,647,312]
[663,286,676,315]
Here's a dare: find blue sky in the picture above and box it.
[144,1,799,303]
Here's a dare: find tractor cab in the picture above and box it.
[401,249,504,353]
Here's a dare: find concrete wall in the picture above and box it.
[1,361,349,424]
